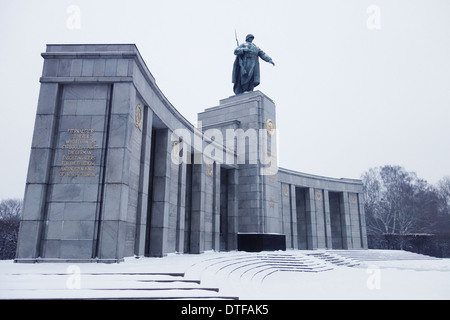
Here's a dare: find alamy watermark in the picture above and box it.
[66,265,81,289]
[67,5,81,30]
[366,265,381,290]
[367,5,381,30]
[170,121,278,176]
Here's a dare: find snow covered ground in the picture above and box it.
[0,250,449,300]
[245,259,450,300]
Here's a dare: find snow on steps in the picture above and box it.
[306,251,361,267]
[327,249,440,261]
[0,271,238,300]
[185,252,333,285]
[5,250,435,300]
[1,252,337,300]
[305,249,439,267]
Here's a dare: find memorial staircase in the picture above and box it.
[325,249,439,261]
[305,251,361,267]
[185,252,333,285]
[0,270,238,300]
[2,250,437,300]
[304,249,438,267]
[1,252,333,300]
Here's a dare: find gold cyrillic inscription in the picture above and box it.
[59,129,98,177]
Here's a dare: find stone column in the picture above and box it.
[190,162,205,254]
[305,187,318,249]
[175,161,187,253]
[134,107,153,256]
[314,189,327,249]
[280,183,291,247]
[323,190,332,249]
[212,162,221,251]
[92,82,136,261]
[226,168,239,251]
[282,184,298,249]
[339,192,352,249]
[295,187,307,249]
[289,184,298,249]
[348,192,362,249]
[281,183,298,249]
[147,129,172,257]
[358,193,368,249]
[15,83,60,261]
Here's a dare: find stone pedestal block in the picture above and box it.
[237,233,286,252]
[198,91,282,248]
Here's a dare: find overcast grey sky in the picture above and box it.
[1,0,449,199]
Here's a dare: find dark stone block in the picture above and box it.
[237,233,286,252]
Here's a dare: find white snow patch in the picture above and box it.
[1,251,449,300]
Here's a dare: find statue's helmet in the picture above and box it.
[246,34,255,41]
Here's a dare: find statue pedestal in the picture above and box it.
[198,90,283,252]
[237,233,286,252]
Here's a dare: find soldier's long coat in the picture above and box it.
[232,42,272,95]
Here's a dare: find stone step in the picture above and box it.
[306,252,361,267]
[2,288,238,300]
[186,252,333,286]
[329,249,440,261]
[0,269,237,300]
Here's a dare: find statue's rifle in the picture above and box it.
[234,29,246,75]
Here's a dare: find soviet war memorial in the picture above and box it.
[1,2,450,304]
[15,42,367,263]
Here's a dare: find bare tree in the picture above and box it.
[435,176,450,233]
[362,166,439,235]
[0,198,22,259]
[437,176,450,216]
[362,167,391,234]
[0,198,22,221]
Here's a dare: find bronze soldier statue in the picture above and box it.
[232,34,275,95]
